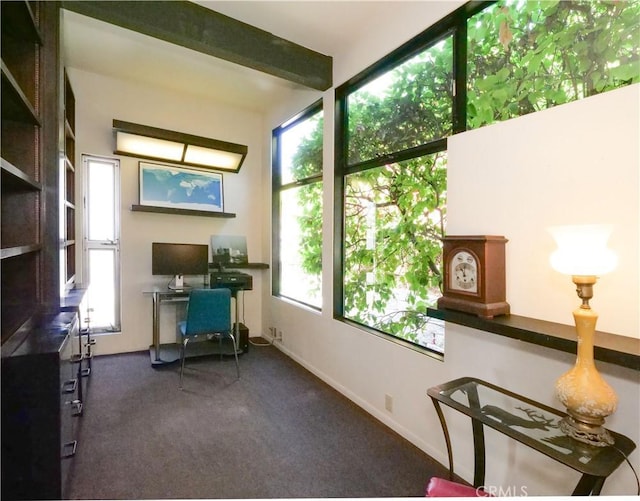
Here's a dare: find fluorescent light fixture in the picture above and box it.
[184,145,244,170]
[116,132,184,161]
[113,120,247,173]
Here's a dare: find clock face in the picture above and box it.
[449,250,478,293]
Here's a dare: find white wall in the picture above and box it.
[69,68,267,355]
[448,84,639,337]
[262,3,639,496]
[68,0,639,495]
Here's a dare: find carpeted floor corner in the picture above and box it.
[67,342,448,499]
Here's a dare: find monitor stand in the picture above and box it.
[168,274,192,291]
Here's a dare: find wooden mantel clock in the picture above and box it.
[437,235,510,319]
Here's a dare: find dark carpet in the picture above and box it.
[67,342,448,499]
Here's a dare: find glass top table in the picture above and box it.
[427,377,636,495]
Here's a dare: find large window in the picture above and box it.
[273,104,323,308]
[467,1,640,129]
[337,32,453,354]
[335,0,638,355]
[347,37,453,165]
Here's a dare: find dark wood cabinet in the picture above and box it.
[1,312,81,500]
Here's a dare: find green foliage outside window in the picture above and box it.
[281,0,639,352]
[347,37,453,166]
[277,112,323,306]
[344,154,446,347]
[468,0,640,128]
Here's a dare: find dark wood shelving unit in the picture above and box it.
[61,70,76,290]
[131,204,237,218]
[1,3,79,500]
[1,0,50,343]
[427,308,640,370]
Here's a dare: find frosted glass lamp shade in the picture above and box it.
[549,225,617,276]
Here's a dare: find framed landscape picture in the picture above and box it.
[139,162,224,213]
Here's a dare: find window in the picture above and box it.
[272,104,323,308]
[347,37,453,166]
[467,1,640,129]
[83,155,121,332]
[335,0,638,355]
[343,152,447,352]
[337,35,453,354]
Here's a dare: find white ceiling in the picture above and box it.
[62,1,420,112]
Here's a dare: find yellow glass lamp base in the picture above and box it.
[558,412,614,447]
[555,304,618,447]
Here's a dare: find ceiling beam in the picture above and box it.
[61,0,332,91]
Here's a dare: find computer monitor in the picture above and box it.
[152,242,208,290]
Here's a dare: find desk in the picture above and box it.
[427,377,636,496]
[143,285,247,366]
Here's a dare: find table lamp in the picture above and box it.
[549,224,618,446]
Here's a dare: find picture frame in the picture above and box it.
[211,234,249,265]
[139,161,224,213]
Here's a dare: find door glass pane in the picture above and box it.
[87,160,116,241]
[87,249,117,329]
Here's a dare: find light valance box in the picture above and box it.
[113,119,247,173]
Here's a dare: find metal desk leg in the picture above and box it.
[466,385,486,488]
[235,291,240,348]
[572,474,603,496]
[152,292,160,361]
[431,397,455,481]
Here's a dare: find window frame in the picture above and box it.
[272,100,324,308]
[333,1,492,352]
[82,154,122,333]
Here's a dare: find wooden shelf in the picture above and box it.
[131,204,236,218]
[209,262,269,270]
[1,157,42,191]
[1,244,41,260]
[0,1,42,44]
[427,308,640,370]
[1,61,40,125]
[229,262,269,269]
[64,118,75,140]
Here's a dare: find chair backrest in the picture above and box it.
[184,288,232,336]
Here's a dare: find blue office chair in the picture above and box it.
[177,288,240,389]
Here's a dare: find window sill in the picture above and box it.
[427,308,639,371]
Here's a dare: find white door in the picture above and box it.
[83,155,121,332]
